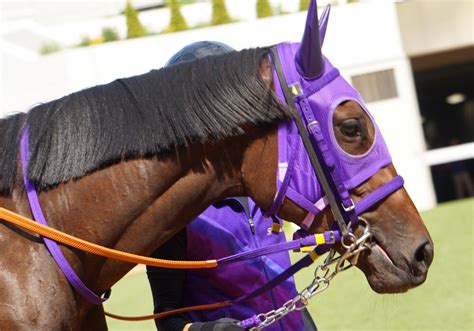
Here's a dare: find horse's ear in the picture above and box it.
[295,0,324,79]
[319,4,331,47]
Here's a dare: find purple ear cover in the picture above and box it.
[295,0,324,80]
[319,4,331,46]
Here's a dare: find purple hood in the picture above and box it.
[274,42,393,213]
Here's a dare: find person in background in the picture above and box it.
[449,137,474,199]
[147,41,317,331]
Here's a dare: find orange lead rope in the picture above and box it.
[0,207,324,322]
[0,207,218,269]
[0,207,231,321]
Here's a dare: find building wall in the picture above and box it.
[396,0,474,56]
[0,2,437,210]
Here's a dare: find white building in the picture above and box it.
[1,0,473,210]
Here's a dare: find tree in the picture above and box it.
[256,0,273,18]
[39,42,61,55]
[166,0,188,32]
[102,27,120,42]
[299,0,310,11]
[211,0,232,26]
[125,0,146,39]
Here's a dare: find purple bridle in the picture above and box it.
[263,1,404,237]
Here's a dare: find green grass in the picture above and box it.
[105,271,156,330]
[105,198,473,330]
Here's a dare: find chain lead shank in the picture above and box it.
[250,220,372,330]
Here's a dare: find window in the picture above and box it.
[351,69,398,103]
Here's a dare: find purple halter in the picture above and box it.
[264,2,404,236]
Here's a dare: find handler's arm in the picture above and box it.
[147,229,189,331]
[147,228,245,331]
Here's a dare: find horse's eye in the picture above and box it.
[339,119,362,137]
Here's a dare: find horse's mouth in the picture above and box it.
[355,234,426,294]
[371,240,394,265]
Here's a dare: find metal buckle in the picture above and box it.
[307,120,319,132]
[342,199,355,212]
[289,82,303,97]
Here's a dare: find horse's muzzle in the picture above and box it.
[356,231,434,294]
[411,239,434,281]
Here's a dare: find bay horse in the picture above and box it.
[0,2,433,330]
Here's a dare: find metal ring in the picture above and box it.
[341,232,357,249]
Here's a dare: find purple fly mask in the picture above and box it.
[266,0,402,232]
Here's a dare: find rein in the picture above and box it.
[0,206,339,269]
[0,207,336,320]
[0,207,219,270]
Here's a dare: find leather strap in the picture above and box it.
[270,46,354,237]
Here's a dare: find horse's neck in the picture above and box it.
[0,125,279,305]
[34,129,276,295]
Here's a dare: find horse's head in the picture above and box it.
[262,0,433,294]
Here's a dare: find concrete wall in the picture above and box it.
[0,2,437,210]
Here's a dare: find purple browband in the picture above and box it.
[20,126,109,304]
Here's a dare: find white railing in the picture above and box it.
[423,143,474,166]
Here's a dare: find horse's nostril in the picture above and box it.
[413,241,434,275]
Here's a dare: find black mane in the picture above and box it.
[0,47,290,195]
